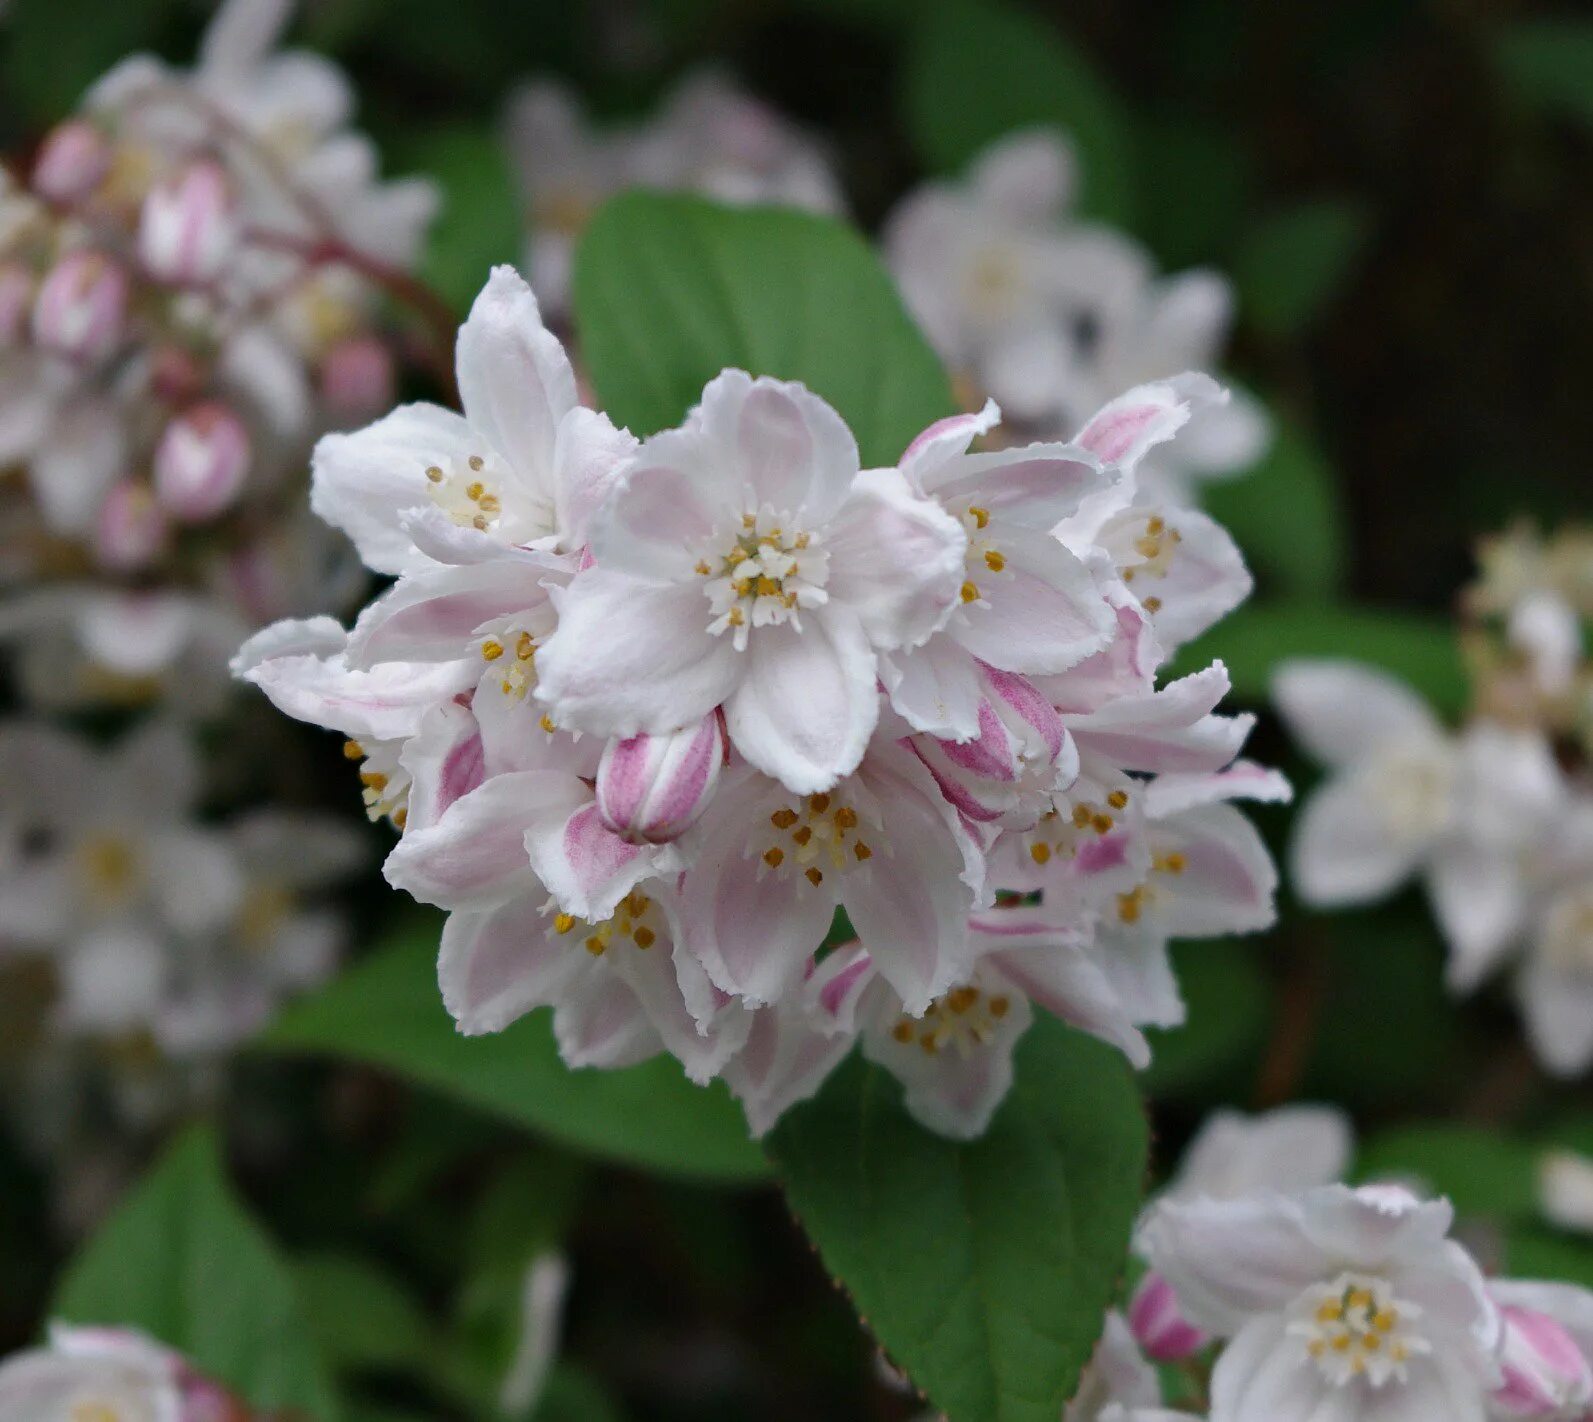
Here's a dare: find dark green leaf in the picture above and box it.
[55,1127,338,1420]
[768,1019,1148,1422]
[262,928,769,1184]
[1141,939,1272,1098]
[900,0,1136,225]
[1202,416,1348,600]
[6,0,181,127]
[1176,602,1468,718]
[1357,1124,1538,1221]
[1234,200,1371,338]
[296,1252,431,1373]
[1507,1228,1593,1288]
[1493,20,1593,131]
[574,192,952,463]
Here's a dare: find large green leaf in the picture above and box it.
[573,192,952,462]
[1202,416,1348,600]
[1234,200,1371,339]
[1176,602,1468,718]
[767,1019,1149,1422]
[1493,19,1593,131]
[1141,939,1272,1099]
[262,929,769,1184]
[1357,1124,1539,1221]
[900,0,1135,225]
[55,1127,338,1420]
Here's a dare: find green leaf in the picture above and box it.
[1507,1228,1593,1288]
[900,0,1136,225]
[1202,416,1348,600]
[296,1252,431,1373]
[1357,1125,1539,1221]
[55,1127,338,1420]
[1234,200,1371,338]
[1141,939,1272,1098]
[397,127,524,316]
[1493,20,1593,131]
[1176,602,1468,718]
[6,0,181,127]
[262,927,769,1184]
[767,1019,1149,1422]
[573,192,952,463]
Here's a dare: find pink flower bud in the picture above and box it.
[153,401,251,522]
[138,160,239,287]
[32,119,111,203]
[596,713,725,843]
[320,335,395,420]
[95,480,168,571]
[0,263,34,346]
[1494,1305,1593,1417]
[1128,1272,1208,1363]
[32,250,128,364]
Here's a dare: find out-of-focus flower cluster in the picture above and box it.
[240,260,1285,1140]
[0,0,437,1188]
[1275,523,1593,1079]
[1095,1105,1593,1422]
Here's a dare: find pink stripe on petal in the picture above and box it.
[563,804,644,897]
[439,733,485,813]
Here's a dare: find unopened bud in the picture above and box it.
[138,160,239,287]
[596,713,725,843]
[0,263,34,346]
[95,480,168,571]
[1127,1272,1208,1363]
[320,335,395,420]
[32,250,128,364]
[32,119,111,203]
[1495,1305,1593,1417]
[154,402,250,522]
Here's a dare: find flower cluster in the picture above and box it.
[0,1324,259,1422]
[1275,528,1593,1077]
[1126,1107,1593,1422]
[240,261,1283,1139]
[884,130,1269,506]
[504,67,844,321]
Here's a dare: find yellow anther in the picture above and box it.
[554,913,576,934]
[1030,842,1052,864]
[1072,804,1094,828]
[919,1032,939,1055]
[477,494,501,514]
[539,714,556,733]
[771,808,799,830]
[695,560,712,575]
[984,549,1006,572]
[1117,890,1143,924]
[792,826,813,846]
[481,639,505,661]
[755,576,781,596]
[1346,1289,1375,1311]
[960,580,980,603]
[728,607,745,626]
[468,454,485,471]
[1143,596,1163,613]
[515,632,536,659]
[892,1020,914,1043]
[465,480,485,501]
[633,926,656,949]
[968,506,990,529]
[834,806,858,830]
[989,996,1010,1018]
[1318,1302,1344,1324]
[1146,516,1165,537]
[1332,1335,1353,1353]
[1091,813,1114,834]
[946,986,980,1014]
[361,771,388,789]
[763,847,785,868]
[805,867,824,886]
[391,807,408,829]
[1107,790,1129,809]
[1372,1310,1398,1332]
[425,465,444,482]
[342,740,364,759]
[1158,852,1187,875]
[742,513,757,529]
[809,793,831,813]
[584,935,606,956]
[853,841,873,861]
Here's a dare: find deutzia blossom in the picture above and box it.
[884,129,1268,505]
[1489,1280,1593,1419]
[1138,1184,1503,1422]
[504,68,844,318]
[534,370,968,793]
[0,1326,182,1422]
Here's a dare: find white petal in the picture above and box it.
[399,701,486,835]
[1425,842,1526,992]
[1154,803,1279,937]
[552,405,637,550]
[1168,1106,1354,1203]
[899,399,1001,487]
[523,789,679,924]
[1271,659,1442,769]
[242,647,474,742]
[723,996,856,1136]
[920,441,1113,529]
[1519,958,1593,1078]
[725,609,878,794]
[1290,775,1424,906]
[438,896,578,1035]
[1120,504,1252,652]
[879,638,987,740]
[381,771,545,909]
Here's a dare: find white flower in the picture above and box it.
[1163,1106,1354,1205]
[534,370,968,793]
[1489,1280,1593,1419]
[1138,1184,1502,1422]
[884,128,1268,503]
[0,1324,182,1422]
[1066,1312,1164,1422]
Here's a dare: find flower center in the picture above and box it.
[1117,514,1180,617]
[1287,1273,1430,1388]
[343,738,411,828]
[697,511,829,650]
[759,792,875,888]
[1024,791,1130,867]
[425,451,506,532]
[480,628,539,700]
[955,502,1009,609]
[890,982,1011,1057]
[550,890,660,955]
[1368,744,1455,842]
[76,834,141,905]
[70,1402,129,1422]
[964,245,1024,324]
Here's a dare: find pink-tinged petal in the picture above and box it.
[956,524,1115,675]
[535,569,741,738]
[1154,802,1279,937]
[345,556,561,667]
[1492,1281,1593,1378]
[399,502,524,565]
[591,426,725,581]
[840,743,985,1013]
[981,663,1066,762]
[595,713,724,844]
[1036,575,1160,712]
[880,638,986,741]
[381,771,546,909]
[525,792,679,925]
[400,701,485,835]
[1109,503,1252,652]
[1289,774,1426,906]
[922,442,1114,530]
[1136,1196,1329,1334]
[231,615,348,673]
[438,895,579,1035]
[1271,659,1443,769]
[1128,1273,1209,1363]
[240,646,475,741]
[1065,663,1252,773]
[552,405,637,550]
[1088,927,1185,1030]
[1493,1303,1593,1417]
[824,468,966,652]
[612,935,751,1085]
[1144,762,1293,819]
[724,608,878,794]
[806,943,878,1035]
[723,996,857,1137]
[1075,374,1223,469]
[900,399,1001,487]
[310,402,479,575]
[989,935,1151,1069]
[677,769,839,1005]
[474,676,597,778]
[553,976,662,1071]
[698,369,859,523]
[455,265,576,492]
